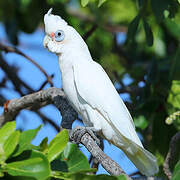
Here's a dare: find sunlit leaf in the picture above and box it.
[0,121,16,162]
[4,131,20,159]
[5,150,51,180]
[52,171,126,179]
[52,169,96,179]
[134,115,148,130]
[0,121,16,145]
[104,0,137,23]
[98,0,107,7]
[13,125,42,157]
[117,175,127,180]
[81,0,89,7]
[48,129,69,162]
[168,80,180,109]
[68,173,126,180]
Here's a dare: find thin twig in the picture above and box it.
[0,54,34,95]
[83,25,97,41]
[35,110,59,132]
[38,74,54,90]
[0,42,53,87]
[163,131,180,179]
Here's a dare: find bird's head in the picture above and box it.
[43,8,76,54]
[44,9,91,61]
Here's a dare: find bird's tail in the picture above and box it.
[115,137,159,176]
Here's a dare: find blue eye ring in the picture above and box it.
[55,30,65,42]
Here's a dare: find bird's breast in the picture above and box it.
[61,68,80,109]
[61,66,93,127]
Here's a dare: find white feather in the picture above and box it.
[43,10,159,176]
[73,59,143,147]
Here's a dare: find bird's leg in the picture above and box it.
[70,126,100,146]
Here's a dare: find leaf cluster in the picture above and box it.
[0,122,126,180]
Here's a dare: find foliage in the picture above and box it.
[0,0,180,179]
[0,122,126,180]
[172,160,180,180]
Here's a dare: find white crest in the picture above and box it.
[44,8,68,34]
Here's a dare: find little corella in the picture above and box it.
[43,9,158,176]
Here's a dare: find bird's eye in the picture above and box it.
[54,30,65,42]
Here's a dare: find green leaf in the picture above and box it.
[127,14,141,42]
[151,0,170,21]
[52,169,96,179]
[143,19,153,46]
[169,45,180,81]
[4,131,20,159]
[81,0,89,7]
[68,173,126,180]
[40,137,48,153]
[13,125,42,157]
[58,143,90,173]
[0,121,16,162]
[48,129,69,162]
[5,150,50,180]
[172,160,180,180]
[117,175,127,180]
[98,0,107,7]
[0,169,4,177]
[164,19,180,39]
[134,115,148,130]
[52,171,125,180]
[0,121,16,145]
[168,80,180,109]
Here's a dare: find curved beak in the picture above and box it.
[43,35,51,48]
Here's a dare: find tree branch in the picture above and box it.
[0,87,65,127]
[163,131,180,179]
[71,129,132,179]
[83,24,97,41]
[53,95,77,129]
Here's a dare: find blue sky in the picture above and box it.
[0,23,137,175]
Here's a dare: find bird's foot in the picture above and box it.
[70,126,100,146]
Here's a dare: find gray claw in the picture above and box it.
[70,126,100,146]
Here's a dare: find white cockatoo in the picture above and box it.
[43,9,158,176]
